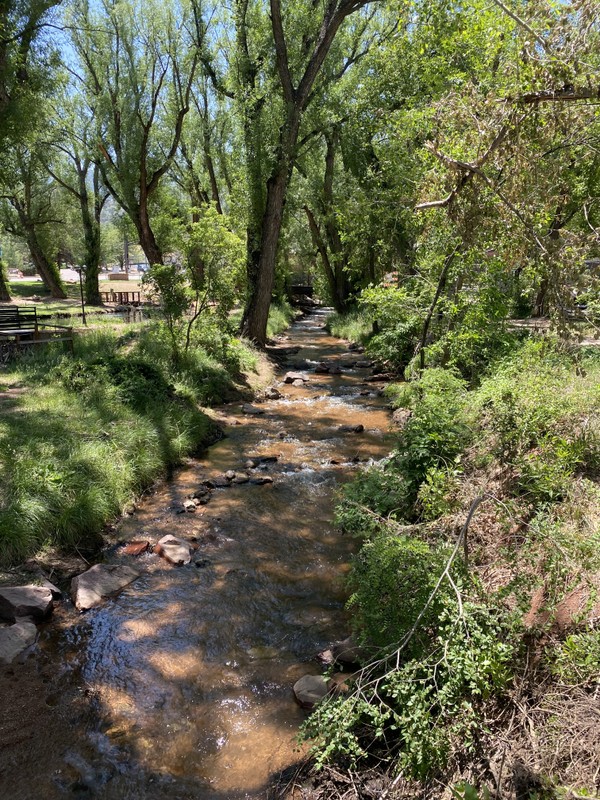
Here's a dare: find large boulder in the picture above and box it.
[0,585,53,623]
[71,564,140,611]
[0,622,38,664]
[154,535,193,566]
[293,674,330,709]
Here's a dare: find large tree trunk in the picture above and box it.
[241,166,289,344]
[0,261,11,301]
[26,230,66,298]
[136,201,164,266]
[80,167,102,305]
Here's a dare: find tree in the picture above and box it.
[0,0,60,147]
[0,147,66,297]
[70,0,201,267]
[42,95,109,305]
[227,0,385,344]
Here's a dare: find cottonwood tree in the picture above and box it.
[0,147,67,297]
[207,0,387,344]
[41,94,109,304]
[70,0,202,267]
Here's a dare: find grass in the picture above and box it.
[326,308,372,344]
[0,316,268,566]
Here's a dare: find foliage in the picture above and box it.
[302,601,518,779]
[347,531,454,652]
[0,345,215,565]
[548,629,600,686]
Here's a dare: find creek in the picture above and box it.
[15,310,393,799]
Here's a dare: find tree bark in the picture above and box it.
[0,262,11,301]
[242,164,290,343]
[81,163,102,305]
[25,227,66,298]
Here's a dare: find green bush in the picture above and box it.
[302,603,518,779]
[347,531,454,652]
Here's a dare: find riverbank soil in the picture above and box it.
[0,310,394,799]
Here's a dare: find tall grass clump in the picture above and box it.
[326,308,372,344]
[0,328,219,566]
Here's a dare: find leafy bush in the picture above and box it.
[302,603,518,779]
[388,369,472,515]
[548,629,600,685]
[347,531,454,652]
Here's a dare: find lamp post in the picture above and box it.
[77,267,87,326]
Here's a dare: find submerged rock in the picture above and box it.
[245,455,279,468]
[71,565,140,611]
[0,621,38,664]
[338,424,364,434]
[241,404,265,415]
[250,476,274,486]
[204,475,231,489]
[0,585,53,623]
[293,674,330,709]
[154,536,194,566]
[121,541,150,556]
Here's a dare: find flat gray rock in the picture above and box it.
[154,535,193,566]
[284,372,308,384]
[71,564,140,611]
[0,585,53,623]
[241,404,264,415]
[0,622,38,664]
[293,674,330,709]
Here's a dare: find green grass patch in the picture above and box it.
[0,317,263,566]
[326,308,372,344]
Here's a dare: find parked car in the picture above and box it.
[7,268,24,278]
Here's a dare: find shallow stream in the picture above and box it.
[21,310,393,798]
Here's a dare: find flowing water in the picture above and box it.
[26,311,393,799]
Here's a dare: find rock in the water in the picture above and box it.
[0,585,53,623]
[264,387,282,400]
[245,454,279,467]
[182,499,197,512]
[204,475,231,489]
[391,408,412,428]
[71,565,140,612]
[250,476,274,486]
[154,535,193,566]
[332,636,366,665]
[283,372,308,384]
[122,541,150,556]
[241,403,264,415]
[292,379,304,387]
[354,359,373,368]
[338,424,364,434]
[193,485,211,498]
[233,475,250,484]
[293,674,330,709]
[314,363,330,374]
[225,470,236,480]
[365,373,394,382]
[328,365,342,375]
[0,622,38,664]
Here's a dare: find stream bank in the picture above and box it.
[0,309,394,799]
